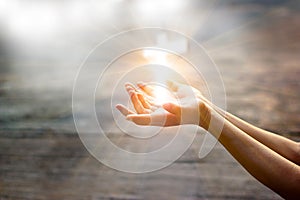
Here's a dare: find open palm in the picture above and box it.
[116,81,202,126]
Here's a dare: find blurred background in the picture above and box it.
[0,0,299,199]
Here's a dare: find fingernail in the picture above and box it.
[128,90,134,96]
[137,81,144,86]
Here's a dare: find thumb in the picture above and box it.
[163,103,181,115]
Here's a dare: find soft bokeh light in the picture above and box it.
[152,85,175,105]
[136,0,184,17]
[143,49,169,66]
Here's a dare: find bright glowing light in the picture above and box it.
[143,49,174,105]
[2,1,60,40]
[143,49,169,65]
[136,0,183,17]
[153,85,175,105]
[1,0,120,41]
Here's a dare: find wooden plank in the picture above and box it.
[0,129,281,200]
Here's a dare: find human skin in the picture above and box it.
[116,81,300,199]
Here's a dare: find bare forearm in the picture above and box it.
[201,97,300,164]
[203,109,300,199]
[222,110,300,164]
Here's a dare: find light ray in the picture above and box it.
[202,9,280,52]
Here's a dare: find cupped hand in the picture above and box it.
[116,81,210,128]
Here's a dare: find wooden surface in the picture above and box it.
[0,1,300,199]
[0,129,282,200]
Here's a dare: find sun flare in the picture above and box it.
[152,85,175,105]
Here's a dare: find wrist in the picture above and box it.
[198,101,212,130]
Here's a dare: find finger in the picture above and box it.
[163,103,181,116]
[125,82,138,91]
[137,81,154,96]
[125,85,136,95]
[127,112,179,127]
[126,83,155,105]
[116,104,134,116]
[166,80,179,92]
[137,93,151,109]
[125,85,148,113]
[126,112,168,126]
[129,91,148,114]
[126,114,151,125]
[142,92,156,105]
